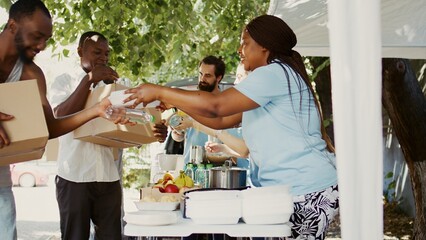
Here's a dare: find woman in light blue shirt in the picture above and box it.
[125,15,339,239]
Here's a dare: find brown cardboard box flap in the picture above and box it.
[0,147,45,166]
[0,80,49,165]
[73,83,161,148]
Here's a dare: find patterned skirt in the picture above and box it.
[286,184,339,240]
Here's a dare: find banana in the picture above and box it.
[174,170,194,189]
[162,172,174,183]
[174,171,187,189]
[184,173,194,188]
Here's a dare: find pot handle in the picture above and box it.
[223,160,233,170]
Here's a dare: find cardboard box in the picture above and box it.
[73,84,161,148]
[0,80,49,166]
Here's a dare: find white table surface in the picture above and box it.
[124,211,291,237]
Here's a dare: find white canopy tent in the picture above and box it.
[269,0,426,59]
[268,0,426,239]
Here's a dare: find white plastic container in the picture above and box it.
[124,211,178,226]
[241,185,294,224]
[184,189,242,224]
[186,198,242,225]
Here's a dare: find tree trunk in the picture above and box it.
[382,58,426,239]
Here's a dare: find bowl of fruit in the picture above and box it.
[152,171,195,194]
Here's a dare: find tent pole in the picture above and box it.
[328,0,384,239]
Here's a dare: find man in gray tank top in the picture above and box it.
[0,34,24,240]
[0,1,117,239]
[0,0,50,238]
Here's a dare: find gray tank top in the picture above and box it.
[0,59,24,187]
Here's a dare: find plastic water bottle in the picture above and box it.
[105,106,154,124]
[184,163,195,181]
[168,113,185,128]
[194,164,206,188]
[168,112,185,134]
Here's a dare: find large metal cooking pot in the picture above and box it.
[210,160,247,189]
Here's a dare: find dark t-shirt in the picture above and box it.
[164,132,184,154]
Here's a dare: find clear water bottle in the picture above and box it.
[194,164,206,188]
[167,112,185,134]
[105,106,155,124]
[184,163,195,181]
[168,113,184,128]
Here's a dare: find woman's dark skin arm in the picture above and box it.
[124,83,259,129]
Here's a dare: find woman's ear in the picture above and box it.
[262,47,270,61]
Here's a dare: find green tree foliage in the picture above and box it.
[121,146,151,189]
[2,0,268,84]
[1,0,268,189]
[0,0,11,10]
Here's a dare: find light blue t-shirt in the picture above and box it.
[234,61,337,196]
[183,127,209,165]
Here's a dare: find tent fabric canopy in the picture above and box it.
[268,0,426,59]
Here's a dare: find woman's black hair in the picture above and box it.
[245,15,334,152]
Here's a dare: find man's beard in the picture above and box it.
[198,81,216,92]
[15,31,34,64]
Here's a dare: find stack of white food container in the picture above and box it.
[184,190,242,224]
[241,185,294,224]
[183,185,293,225]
